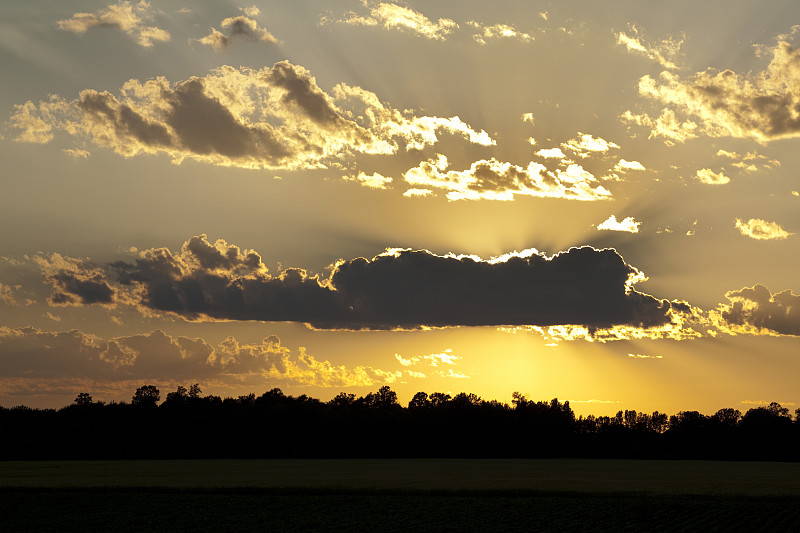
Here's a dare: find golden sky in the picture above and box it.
[1,0,799,415]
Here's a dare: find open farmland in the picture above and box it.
[3,459,800,531]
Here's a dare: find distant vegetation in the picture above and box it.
[2,385,799,460]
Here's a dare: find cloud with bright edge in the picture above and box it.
[695,168,729,185]
[734,218,792,240]
[198,16,278,51]
[713,285,800,336]
[57,1,170,48]
[561,133,620,157]
[616,26,683,70]
[344,171,393,189]
[402,154,611,201]
[27,234,693,334]
[597,215,640,233]
[614,159,645,172]
[335,2,457,41]
[626,28,800,143]
[0,327,401,389]
[9,61,494,171]
[467,21,534,45]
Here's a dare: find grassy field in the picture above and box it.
[3,459,800,531]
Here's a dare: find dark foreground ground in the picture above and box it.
[3,459,800,532]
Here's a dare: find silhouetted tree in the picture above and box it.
[131,385,160,407]
[328,392,357,407]
[74,392,93,407]
[163,385,188,407]
[188,383,202,399]
[429,392,452,407]
[408,391,430,409]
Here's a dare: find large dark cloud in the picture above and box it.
[46,235,690,332]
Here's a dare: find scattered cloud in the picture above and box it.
[403,188,433,198]
[629,30,800,142]
[0,327,399,387]
[467,21,534,45]
[0,283,20,306]
[619,108,698,145]
[344,171,393,189]
[57,1,170,47]
[394,348,467,378]
[10,61,493,171]
[614,159,645,172]
[735,218,792,240]
[695,168,729,185]
[62,148,90,158]
[198,16,278,51]
[535,147,566,159]
[521,113,535,125]
[628,353,663,359]
[597,215,641,233]
[714,284,800,336]
[29,235,687,333]
[240,5,261,17]
[334,2,457,41]
[561,133,619,158]
[616,25,683,70]
[403,154,611,201]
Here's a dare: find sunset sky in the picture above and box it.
[2,0,799,415]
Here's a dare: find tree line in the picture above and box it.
[1,384,798,460]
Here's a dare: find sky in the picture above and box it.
[1,0,799,415]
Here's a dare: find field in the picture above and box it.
[3,459,800,531]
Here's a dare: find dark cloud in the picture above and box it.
[53,236,688,332]
[47,270,115,306]
[717,284,800,336]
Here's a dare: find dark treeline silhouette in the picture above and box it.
[2,385,799,460]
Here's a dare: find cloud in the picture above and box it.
[402,154,611,201]
[10,61,493,171]
[0,283,20,306]
[57,1,170,47]
[715,149,779,172]
[62,148,90,158]
[32,253,117,307]
[695,168,729,185]
[403,188,433,198]
[40,235,687,333]
[616,26,683,70]
[619,108,698,145]
[0,327,399,387]
[198,16,278,51]
[344,171,393,189]
[467,21,534,45]
[335,2,457,41]
[535,147,566,159]
[597,215,640,233]
[561,133,619,158]
[735,218,792,240]
[394,348,467,379]
[629,30,800,142]
[714,284,800,336]
[614,159,645,172]
[628,353,663,359]
[240,6,260,17]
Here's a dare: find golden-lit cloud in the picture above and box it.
[695,168,729,185]
[535,147,566,159]
[0,283,20,306]
[561,133,620,158]
[734,218,792,240]
[616,26,683,70]
[597,215,640,233]
[0,327,399,388]
[197,16,278,51]
[715,149,779,172]
[614,159,645,172]
[713,285,800,336]
[334,2,457,41]
[62,148,90,158]
[57,1,170,48]
[344,171,393,189]
[619,108,698,145]
[10,61,493,171]
[629,30,800,142]
[467,21,534,45]
[21,235,687,332]
[402,154,611,201]
[394,348,468,379]
[240,6,261,17]
[402,188,433,198]
[628,353,663,359]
